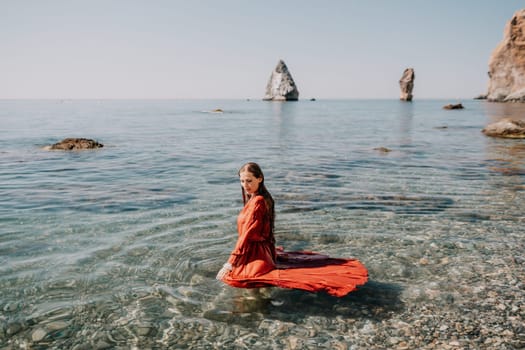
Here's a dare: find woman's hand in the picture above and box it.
[216,262,232,280]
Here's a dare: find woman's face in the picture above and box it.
[239,170,263,195]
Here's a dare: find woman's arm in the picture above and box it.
[228,198,266,266]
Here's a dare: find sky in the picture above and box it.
[0,1,522,99]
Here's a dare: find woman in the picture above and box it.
[217,162,368,297]
[216,162,276,279]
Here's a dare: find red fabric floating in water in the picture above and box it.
[220,195,368,297]
[223,247,368,297]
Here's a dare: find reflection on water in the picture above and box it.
[271,101,298,159]
[486,142,525,175]
[0,99,524,348]
[482,102,525,193]
[482,100,525,123]
[396,101,414,146]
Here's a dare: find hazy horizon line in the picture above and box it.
[0,96,482,101]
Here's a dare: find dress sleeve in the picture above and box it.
[228,198,266,266]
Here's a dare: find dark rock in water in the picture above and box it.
[474,94,487,100]
[487,9,525,102]
[263,60,299,101]
[48,138,103,150]
[443,103,464,110]
[374,147,392,153]
[399,68,415,101]
[482,118,525,138]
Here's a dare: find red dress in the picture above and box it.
[221,195,368,297]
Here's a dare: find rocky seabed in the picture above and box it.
[1,235,523,349]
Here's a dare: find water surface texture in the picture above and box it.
[1,99,524,349]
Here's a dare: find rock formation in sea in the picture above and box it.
[443,103,464,110]
[399,68,415,101]
[374,147,392,153]
[487,9,525,102]
[46,138,104,150]
[482,118,525,138]
[263,60,299,101]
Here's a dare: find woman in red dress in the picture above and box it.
[217,162,368,297]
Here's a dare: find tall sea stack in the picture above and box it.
[263,60,299,101]
[487,9,525,102]
[399,68,415,101]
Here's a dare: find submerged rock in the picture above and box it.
[263,60,299,101]
[31,328,47,342]
[399,68,415,101]
[487,9,525,102]
[47,138,103,150]
[482,118,525,138]
[443,103,464,110]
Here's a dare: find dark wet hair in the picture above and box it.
[238,162,275,240]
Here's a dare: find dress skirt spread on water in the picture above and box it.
[220,195,368,297]
[223,248,368,297]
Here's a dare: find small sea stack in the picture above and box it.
[482,118,525,138]
[399,68,415,101]
[487,9,525,102]
[46,138,104,150]
[263,60,299,101]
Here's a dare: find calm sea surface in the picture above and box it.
[0,99,524,349]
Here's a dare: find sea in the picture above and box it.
[0,99,524,349]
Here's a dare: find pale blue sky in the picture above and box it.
[0,1,521,99]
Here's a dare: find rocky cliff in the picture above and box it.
[487,9,525,102]
[263,60,299,101]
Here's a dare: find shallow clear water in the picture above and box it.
[0,99,524,348]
